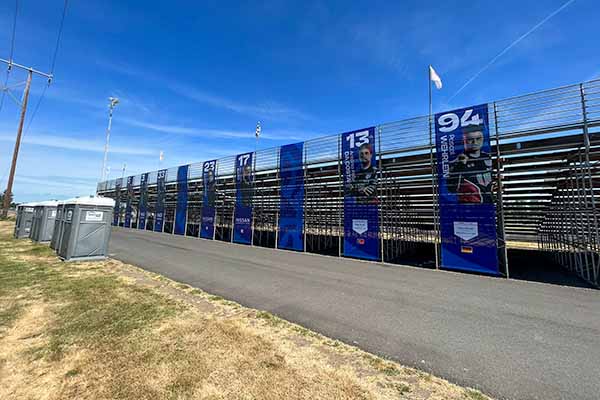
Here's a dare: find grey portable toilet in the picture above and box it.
[13,204,24,238]
[14,202,38,239]
[31,200,59,243]
[58,196,115,261]
[50,199,68,251]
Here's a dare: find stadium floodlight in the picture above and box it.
[101,97,120,182]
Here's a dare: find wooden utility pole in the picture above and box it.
[0,57,52,218]
[1,69,32,218]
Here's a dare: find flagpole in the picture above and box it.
[428,66,440,269]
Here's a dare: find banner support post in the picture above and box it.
[493,102,509,278]
[378,126,385,263]
[184,167,189,236]
[213,162,218,240]
[230,169,235,243]
[338,134,343,258]
[275,150,280,249]
[303,145,308,253]
[428,69,440,269]
[579,83,599,284]
[250,152,256,246]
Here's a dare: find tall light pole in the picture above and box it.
[254,121,261,154]
[100,97,119,182]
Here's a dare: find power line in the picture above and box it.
[23,0,69,136]
[0,0,19,114]
[50,0,68,75]
[23,83,47,134]
[1,0,69,215]
[8,0,18,58]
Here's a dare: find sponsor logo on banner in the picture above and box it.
[453,221,478,241]
[342,127,380,261]
[435,104,499,275]
[352,219,368,235]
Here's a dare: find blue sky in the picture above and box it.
[0,0,598,202]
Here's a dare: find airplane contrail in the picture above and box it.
[447,0,577,102]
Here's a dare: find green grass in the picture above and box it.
[364,354,401,376]
[464,389,488,400]
[292,325,320,338]
[65,368,81,378]
[0,238,179,362]
[388,382,411,395]
[255,310,285,327]
[22,244,57,257]
[45,279,177,360]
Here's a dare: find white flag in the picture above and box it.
[429,66,443,89]
[255,122,261,138]
[159,151,164,162]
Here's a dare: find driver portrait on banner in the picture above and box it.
[345,143,377,204]
[127,183,135,201]
[205,168,217,207]
[240,163,253,207]
[447,125,494,204]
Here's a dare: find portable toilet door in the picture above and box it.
[13,204,24,238]
[59,196,115,261]
[15,202,37,239]
[30,205,42,241]
[50,201,65,250]
[33,200,58,243]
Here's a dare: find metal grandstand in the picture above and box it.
[97,79,600,288]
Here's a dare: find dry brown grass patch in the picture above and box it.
[0,220,492,400]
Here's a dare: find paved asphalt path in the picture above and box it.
[109,228,600,400]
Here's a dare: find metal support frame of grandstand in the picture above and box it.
[98,79,600,287]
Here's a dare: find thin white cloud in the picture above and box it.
[15,175,93,190]
[97,60,312,122]
[448,0,577,102]
[120,118,255,139]
[0,133,155,156]
[168,83,311,121]
[120,117,319,141]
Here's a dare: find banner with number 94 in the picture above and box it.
[434,104,499,275]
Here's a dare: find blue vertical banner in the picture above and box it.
[435,103,499,275]
[113,178,122,226]
[154,169,167,232]
[278,143,304,251]
[200,160,217,239]
[138,173,149,230]
[174,165,189,235]
[342,127,380,261]
[233,152,254,244]
[124,176,134,228]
